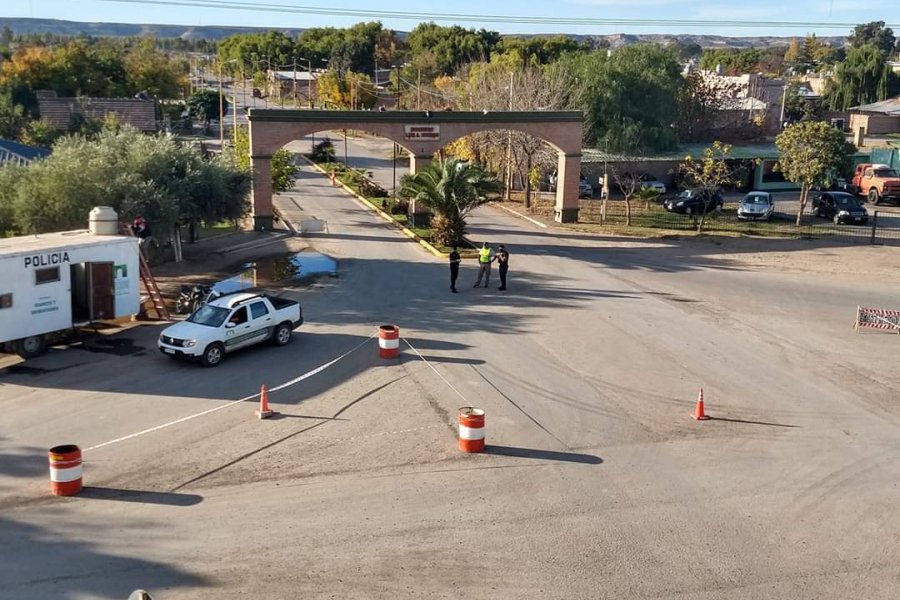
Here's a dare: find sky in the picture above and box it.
[2,0,898,37]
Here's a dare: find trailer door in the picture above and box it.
[88,262,114,321]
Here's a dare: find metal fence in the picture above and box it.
[529,198,900,246]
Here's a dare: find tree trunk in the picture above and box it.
[624,195,632,227]
[524,154,533,209]
[795,185,808,226]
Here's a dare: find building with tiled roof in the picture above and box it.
[0,139,51,167]
[36,90,158,132]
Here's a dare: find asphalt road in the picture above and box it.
[3,134,900,598]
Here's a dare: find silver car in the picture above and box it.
[737,192,774,221]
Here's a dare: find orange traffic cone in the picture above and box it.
[255,384,275,419]
[692,387,709,421]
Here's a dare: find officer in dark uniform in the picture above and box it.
[496,244,510,291]
[449,246,461,293]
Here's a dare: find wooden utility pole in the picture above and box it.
[218,61,225,148]
[504,71,514,201]
[417,68,422,110]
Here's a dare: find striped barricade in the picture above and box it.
[49,444,83,496]
[855,306,900,334]
[378,325,400,359]
[458,407,485,453]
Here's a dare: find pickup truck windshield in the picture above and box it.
[188,305,229,327]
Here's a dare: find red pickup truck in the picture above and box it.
[852,163,900,205]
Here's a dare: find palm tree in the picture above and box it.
[400,157,502,247]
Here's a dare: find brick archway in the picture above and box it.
[247,109,583,230]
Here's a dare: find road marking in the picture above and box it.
[84,334,376,453]
[496,204,549,229]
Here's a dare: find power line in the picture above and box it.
[94,0,897,30]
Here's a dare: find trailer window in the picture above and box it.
[35,267,60,285]
[0,293,11,309]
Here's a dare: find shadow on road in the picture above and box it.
[484,445,603,464]
[79,487,204,506]
[0,516,205,598]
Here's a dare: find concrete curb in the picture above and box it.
[300,155,446,258]
[496,204,550,229]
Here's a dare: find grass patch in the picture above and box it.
[198,220,238,239]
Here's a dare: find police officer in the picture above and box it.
[496,244,510,291]
[449,246,461,293]
[473,242,494,288]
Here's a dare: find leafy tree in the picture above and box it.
[232,126,298,193]
[581,44,683,154]
[123,39,187,99]
[494,35,589,66]
[677,141,738,230]
[188,89,222,126]
[400,157,501,246]
[825,43,897,110]
[0,87,24,139]
[407,23,501,76]
[699,48,762,75]
[849,21,896,56]
[775,121,856,225]
[271,149,298,193]
[4,126,248,237]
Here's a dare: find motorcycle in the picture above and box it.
[175,284,219,314]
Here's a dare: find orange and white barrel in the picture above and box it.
[378,325,400,359]
[458,407,485,453]
[48,444,83,496]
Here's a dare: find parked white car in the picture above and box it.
[737,191,775,221]
[638,174,666,194]
[158,292,303,367]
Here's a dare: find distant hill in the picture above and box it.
[0,17,847,47]
[0,17,305,40]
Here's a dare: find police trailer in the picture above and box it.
[0,209,141,358]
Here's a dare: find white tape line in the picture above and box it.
[84,334,376,453]
[402,337,470,405]
[496,203,549,229]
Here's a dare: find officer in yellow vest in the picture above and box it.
[473,242,495,288]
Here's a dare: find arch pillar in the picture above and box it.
[555,152,581,223]
[410,154,432,174]
[250,155,275,231]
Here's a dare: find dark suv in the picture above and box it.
[811,192,868,224]
[663,189,724,215]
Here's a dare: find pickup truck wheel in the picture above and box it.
[15,335,46,359]
[273,323,293,346]
[200,343,224,368]
[868,189,880,205]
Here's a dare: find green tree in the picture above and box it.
[583,44,683,154]
[124,39,187,99]
[775,121,856,225]
[407,23,501,76]
[677,141,738,231]
[0,87,24,139]
[188,89,222,126]
[825,43,897,110]
[849,21,896,55]
[400,157,501,246]
[5,126,248,236]
[232,126,298,193]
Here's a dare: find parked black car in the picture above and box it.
[813,177,859,195]
[811,192,868,224]
[663,189,724,215]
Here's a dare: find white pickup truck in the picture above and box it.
[157,292,303,367]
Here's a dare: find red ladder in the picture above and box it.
[122,224,170,321]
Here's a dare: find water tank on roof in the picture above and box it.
[89,206,119,235]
